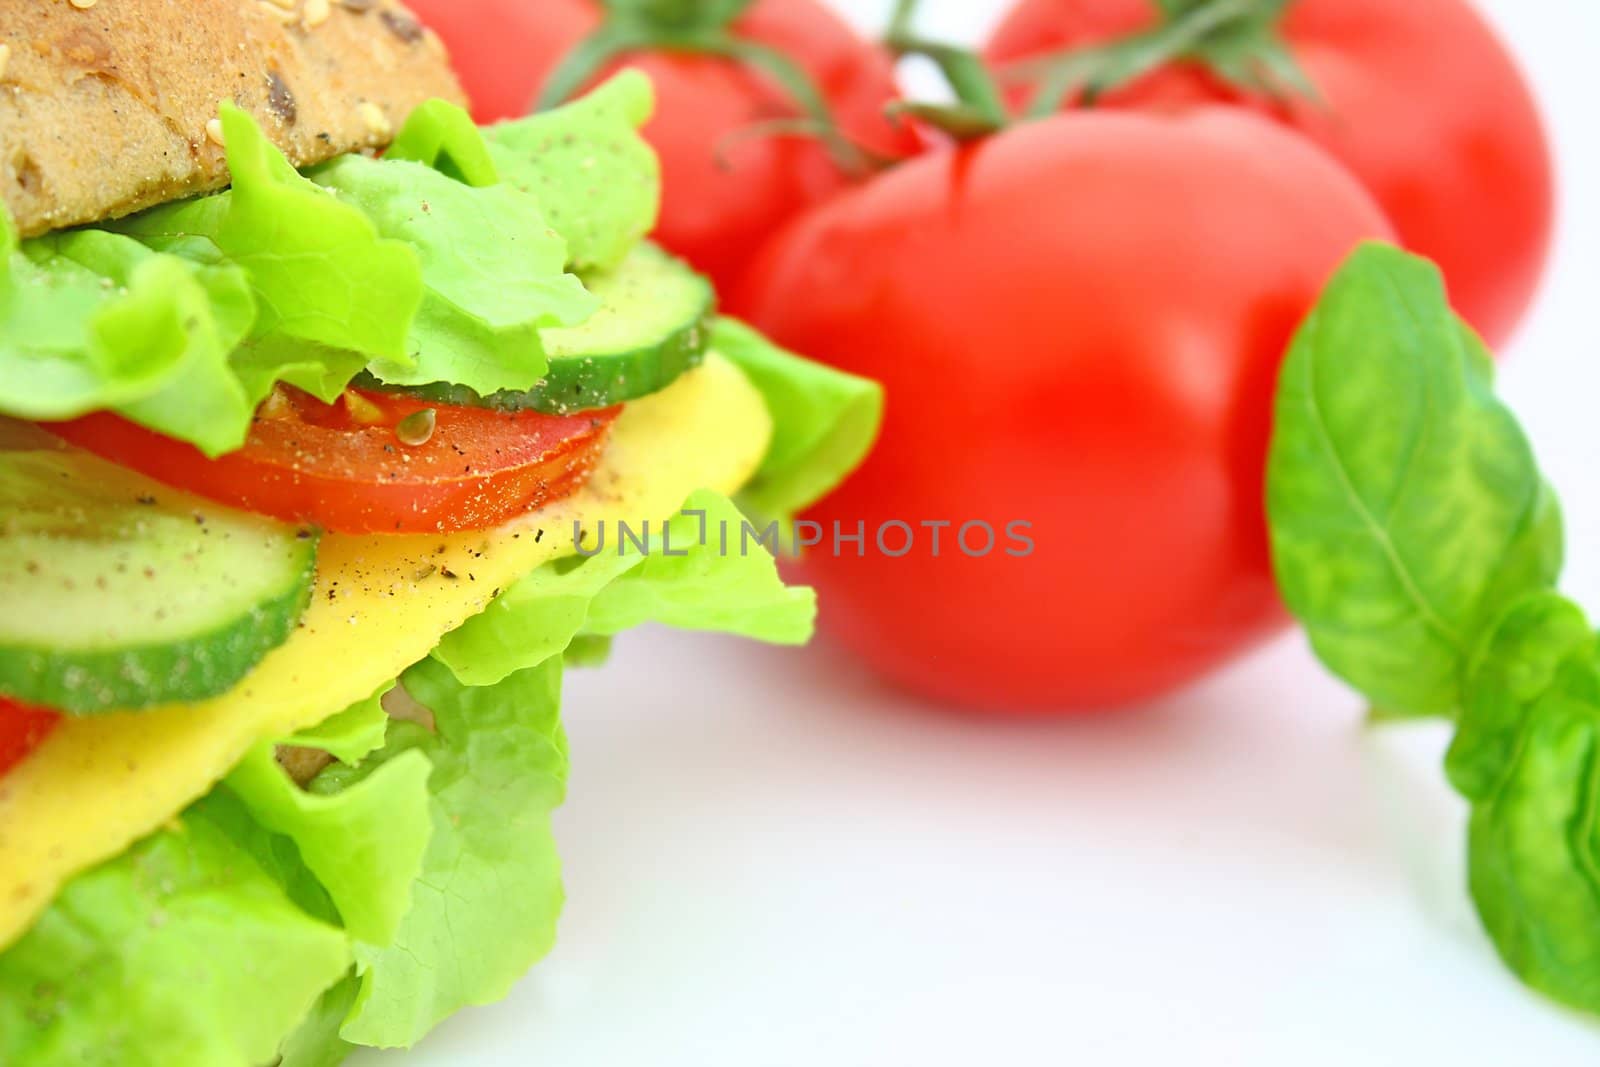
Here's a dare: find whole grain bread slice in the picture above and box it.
[0,0,466,237]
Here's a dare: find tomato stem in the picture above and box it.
[536,22,654,111]
[536,1,886,175]
[883,0,1010,140]
[599,0,756,32]
[1001,0,1319,116]
[885,101,1002,142]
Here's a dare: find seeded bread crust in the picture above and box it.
[0,0,466,238]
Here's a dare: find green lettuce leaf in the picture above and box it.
[0,684,439,1067]
[0,77,672,452]
[485,71,660,273]
[333,485,820,1046]
[289,681,396,766]
[435,489,814,686]
[335,656,569,1048]
[387,98,501,188]
[1,100,431,455]
[564,633,616,668]
[0,791,351,1067]
[0,478,830,1057]
[712,318,885,520]
[0,76,678,454]
[0,217,261,455]
[229,335,371,408]
[224,743,432,948]
[221,681,433,950]
[313,153,597,394]
[277,974,361,1067]
[118,103,423,363]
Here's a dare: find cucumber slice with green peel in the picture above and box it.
[365,242,714,415]
[0,445,318,715]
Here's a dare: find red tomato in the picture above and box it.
[985,0,1553,350]
[406,0,920,294]
[47,390,619,535]
[0,697,59,777]
[737,109,1393,713]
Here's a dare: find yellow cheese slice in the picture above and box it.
[0,353,772,951]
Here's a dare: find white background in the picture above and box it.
[376,2,1600,1064]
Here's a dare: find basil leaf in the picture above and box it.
[1266,242,1561,717]
[1465,647,1600,1014]
[1447,593,1595,802]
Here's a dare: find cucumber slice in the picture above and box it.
[0,444,318,714]
[367,242,714,415]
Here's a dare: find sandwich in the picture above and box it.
[0,2,881,1063]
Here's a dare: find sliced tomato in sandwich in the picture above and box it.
[49,387,621,535]
[0,699,59,777]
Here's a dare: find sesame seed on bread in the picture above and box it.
[0,0,467,238]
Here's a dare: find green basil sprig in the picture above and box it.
[1267,241,1600,1015]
